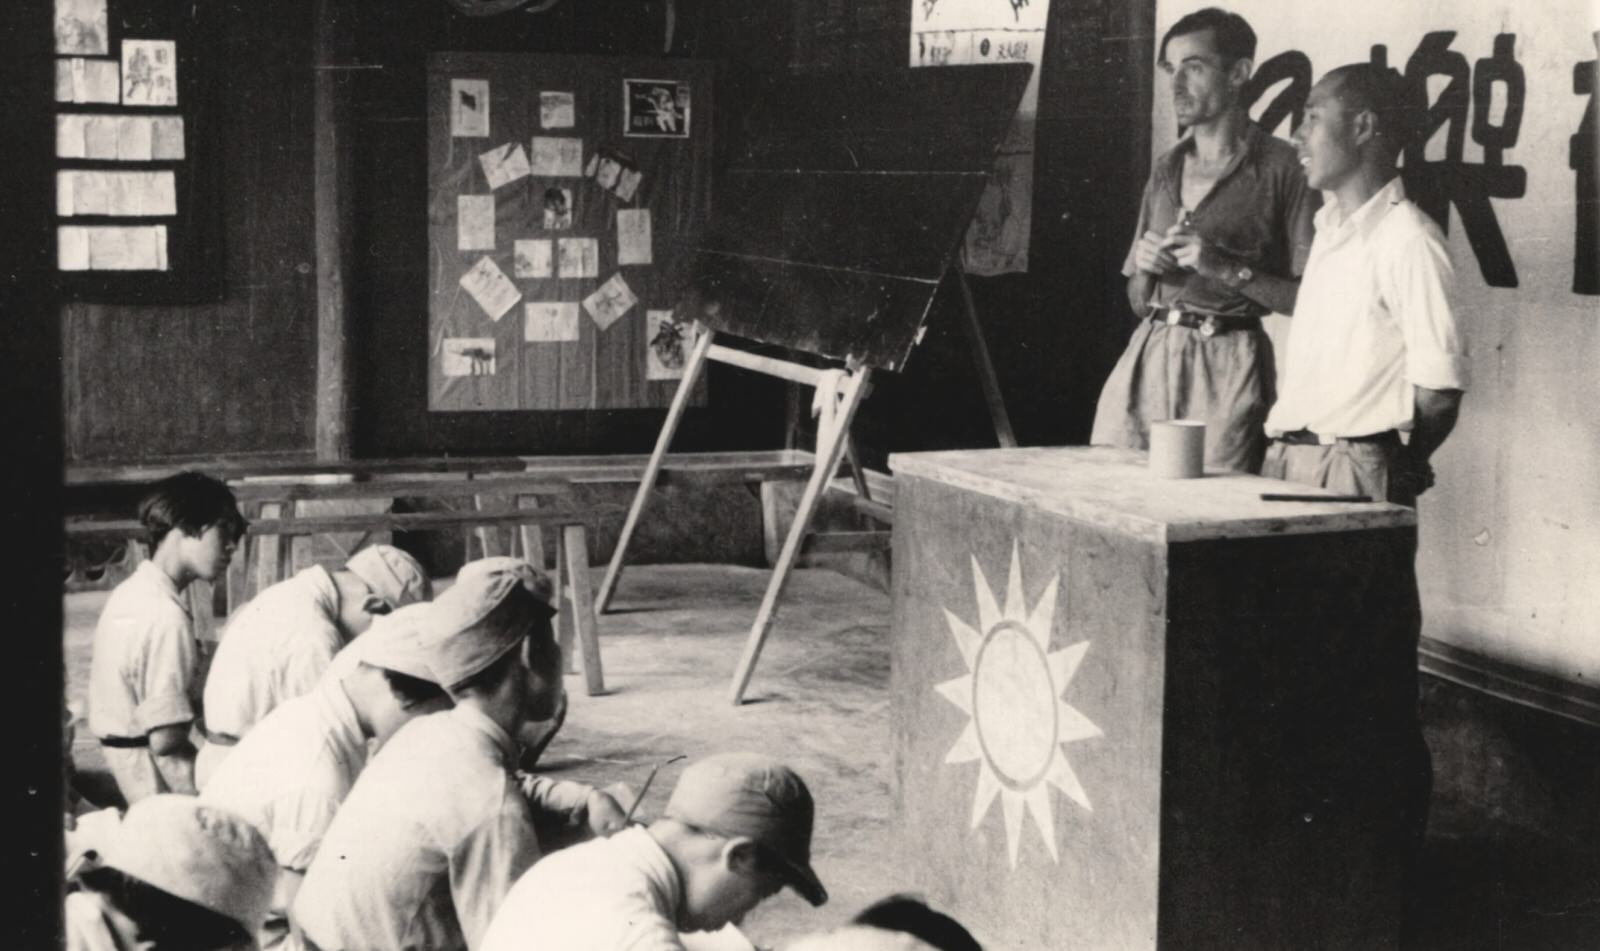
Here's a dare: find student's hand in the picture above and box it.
[585,789,629,836]
[1394,449,1437,499]
[1133,230,1179,275]
[1161,225,1226,279]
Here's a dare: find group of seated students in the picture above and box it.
[64,472,982,951]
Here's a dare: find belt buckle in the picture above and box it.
[1164,309,1183,327]
[1199,315,1219,337]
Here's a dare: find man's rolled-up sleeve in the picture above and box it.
[135,615,197,733]
[1391,228,1470,392]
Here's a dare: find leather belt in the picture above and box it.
[1148,307,1261,336]
[99,735,149,749]
[1273,429,1400,447]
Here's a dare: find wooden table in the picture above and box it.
[888,447,1424,951]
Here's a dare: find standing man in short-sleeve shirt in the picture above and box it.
[1091,7,1318,473]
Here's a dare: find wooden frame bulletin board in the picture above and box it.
[427,53,714,412]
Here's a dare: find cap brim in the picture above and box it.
[772,854,828,907]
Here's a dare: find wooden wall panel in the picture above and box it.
[62,0,317,462]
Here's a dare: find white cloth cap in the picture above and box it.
[345,545,432,609]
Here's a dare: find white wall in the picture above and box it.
[1151,1,1600,688]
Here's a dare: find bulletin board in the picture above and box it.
[427,53,714,412]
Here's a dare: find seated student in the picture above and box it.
[482,752,828,951]
[88,471,246,802]
[200,601,454,950]
[64,794,276,951]
[294,557,627,951]
[197,543,431,786]
[785,895,983,951]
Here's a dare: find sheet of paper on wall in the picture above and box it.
[442,337,497,376]
[459,256,521,321]
[55,0,109,55]
[624,79,691,138]
[458,194,496,250]
[151,116,184,159]
[83,114,119,158]
[645,309,693,380]
[616,209,652,265]
[58,226,91,270]
[909,0,1050,275]
[582,273,638,331]
[531,136,584,177]
[56,57,120,104]
[121,39,178,107]
[540,91,575,129]
[557,237,598,279]
[56,115,87,158]
[542,187,573,230]
[479,142,531,190]
[56,170,170,216]
[117,114,155,160]
[524,301,580,342]
[614,168,642,202]
[452,79,490,137]
[514,239,553,278]
[82,224,168,271]
[593,156,622,191]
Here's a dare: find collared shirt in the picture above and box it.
[1123,122,1318,317]
[87,560,198,740]
[202,676,369,949]
[203,565,345,740]
[294,705,590,951]
[1265,177,1471,438]
[481,826,687,951]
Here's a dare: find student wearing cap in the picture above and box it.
[295,557,627,951]
[64,794,276,951]
[482,752,828,951]
[88,472,247,803]
[201,601,454,950]
[196,543,431,787]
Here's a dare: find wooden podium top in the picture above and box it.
[888,446,1414,544]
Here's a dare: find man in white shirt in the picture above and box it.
[293,557,627,951]
[1263,63,1469,505]
[482,752,828,951]
[200,601,453,950]
[196,544,431,787]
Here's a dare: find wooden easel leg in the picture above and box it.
[516,495,546,572]
[728,367,872,704]
[844,434,871,501]
[562,524,604,695]
[554,528,577,674]
[595,328,715,614]
[955,264,1018,449]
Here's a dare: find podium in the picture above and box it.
[889,447,1427,951]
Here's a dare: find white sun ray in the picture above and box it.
[1025,576,1059,651]
[1047,639,1089,689]
[1024,784,1059,863]
[1045,754,1093,812]
[935,674,973,715]
[970,555,1002,634]
[942,608,983,669]
[1001,780,1026,867]
[1003,541,1027,622]
[970,761,1002,829]
[942,721,982,765]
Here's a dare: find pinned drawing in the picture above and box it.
[614,168,642,202]
[540,91,575,129]
[58,170,176,216]
[531,136,584,177]
[121,40,178,107]
[617,209,652,265]
[479,142,531,190]
[458,195,496,250]
[585,147,644,202]
[646,310,694,380]
[624,79,691,138]
[56,57,120,104]
[583,273,638,330]
[525,301,580,342]
[514,239,553,279]
[451,79,491,137]
[58,225,168,271]
[54,0,108,55]
[556,237,598,279]
[543,187,572,230]
[442,338,497,376]
[458,256,521,321]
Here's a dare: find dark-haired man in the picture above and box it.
[1265,63,1469,505]
[201,602,455,950]
[294,558,627,951]
[1091,7,1317,472]
[88,471,247,802]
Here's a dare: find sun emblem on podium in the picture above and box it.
[935,542,1102,868]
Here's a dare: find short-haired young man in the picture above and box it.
[1091,7,1317,472]
[88,471,246,802]
[196,543,431,787]
[294,558,627,951]
[481,752,827,951]
[200,601,454,950]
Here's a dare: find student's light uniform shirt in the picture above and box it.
[294,705,590,951]
[482,825,688,951]
[1264,177,1470,438]
[201,676,368,950]
[86,560,199,802]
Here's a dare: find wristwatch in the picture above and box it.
[1222,263,1255,289]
